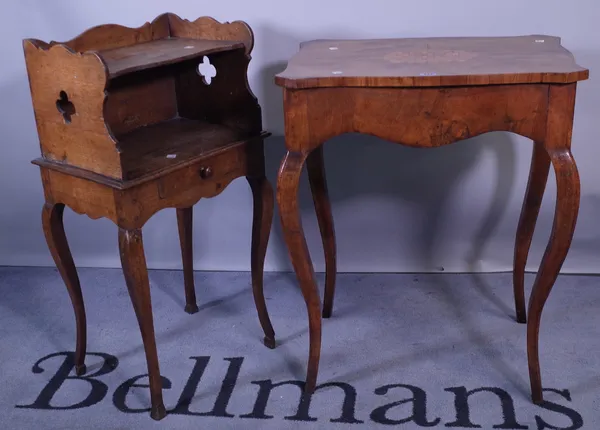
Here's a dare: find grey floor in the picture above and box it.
[0,267,598,429]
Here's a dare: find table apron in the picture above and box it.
[282,84,569,152]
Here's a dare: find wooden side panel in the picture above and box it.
[43,169,117,222]
[544,83,577,151]
[168,14,254,55]
[23,41,122,178]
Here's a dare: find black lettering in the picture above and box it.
[16,352,117,410]
[240,380,303,420]
[112,374,171,413]
[445,386,528,429]
[171,356,211,415]
[202,357,242,417]
[370,384,440,426]
[535,389,583,430]
[171,356,242,418]
[240,380,363,423]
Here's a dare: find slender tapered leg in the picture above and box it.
[177,207,198,314]
[307,146,337,319]
[42,202,87,375]
[527,83,580,405]
[119,228,166,420]
[527,149,579,404]
[513,141,551,324]
[277,150,322,393]
[247,175,276,349]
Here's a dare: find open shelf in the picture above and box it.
[99,37,245,79]
[118,118,262,180]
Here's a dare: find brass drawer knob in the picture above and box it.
[199,166,213,179]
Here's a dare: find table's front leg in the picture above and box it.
[119,228,166,420]
[277,150,322,393]
[526,84,581,404]
[42,202,87,375]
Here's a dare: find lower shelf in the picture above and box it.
[118,118,263,180]
[32,118,268,189]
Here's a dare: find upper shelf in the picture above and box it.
[275,35,589,89]
[23,12,255,82]
[99,37,245,79]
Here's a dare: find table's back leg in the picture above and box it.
[513,141,551,324]
[278,150,322,393]
[527,83,580,405]
[176,207,198,314]
[247,174,276,349]
[307,146,337,319]
[42,202,87,376]
[119,228,166,420]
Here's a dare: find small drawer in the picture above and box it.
[157,148,246,200]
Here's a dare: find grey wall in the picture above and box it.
[2,0,599,273]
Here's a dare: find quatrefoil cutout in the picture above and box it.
[197,56,217,85]
[55,90,76,123]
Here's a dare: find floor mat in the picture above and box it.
[0,267,598,429]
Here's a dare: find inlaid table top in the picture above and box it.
[275,35,589,88]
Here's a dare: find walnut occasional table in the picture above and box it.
[274,35,588,403]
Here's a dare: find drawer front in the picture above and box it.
[157,147,247,201]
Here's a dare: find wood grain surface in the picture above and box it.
[25,14,273,420]
[276,35,589,88]
[275,35,587,406]
[99,38,244,79]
